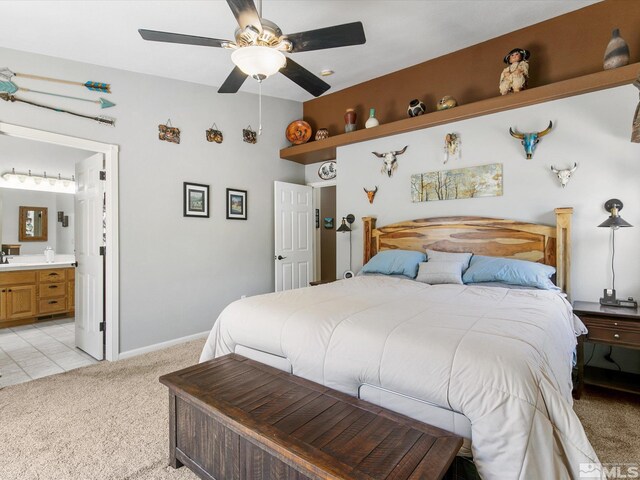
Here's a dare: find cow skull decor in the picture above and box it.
[509,121,553,159]
[372,145,408,177]
[363,186,378,204]
[550,163,578,188]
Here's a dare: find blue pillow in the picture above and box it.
[462,255,559,290]
[361,250,426,279]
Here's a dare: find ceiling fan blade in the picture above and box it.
[288,21,366,53]
[280,58,330,97]
[226,0,263,32]
[139,29,229,48]
[218,66,248,94]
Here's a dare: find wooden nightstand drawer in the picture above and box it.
[586,325,640,347]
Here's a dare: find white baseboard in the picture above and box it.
[117,331,210,360]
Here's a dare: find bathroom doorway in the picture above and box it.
[0,122,119,367]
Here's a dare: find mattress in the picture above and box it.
[201,275,600,479]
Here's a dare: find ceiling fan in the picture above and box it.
[139,0,366,97]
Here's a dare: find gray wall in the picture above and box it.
[307,85,640,373]
[0,47,303,353]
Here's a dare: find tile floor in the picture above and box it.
[0,318,98,388]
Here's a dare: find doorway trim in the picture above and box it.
[0,121,120,361]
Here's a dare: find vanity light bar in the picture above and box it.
[1,169,76,194]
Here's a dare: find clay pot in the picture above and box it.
[407,99,426,117]
[604,28,630,70]
[315,128,329,141]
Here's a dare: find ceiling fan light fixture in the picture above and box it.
[231,46,286,80]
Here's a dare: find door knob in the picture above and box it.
[275,255,287,260]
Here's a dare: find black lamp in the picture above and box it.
[597,199,636,308]
[337,214,355,278]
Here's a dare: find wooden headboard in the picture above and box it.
[362,208,573,296]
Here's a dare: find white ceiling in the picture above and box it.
[1,1,599,102]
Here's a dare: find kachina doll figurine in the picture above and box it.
[499,48,530,95]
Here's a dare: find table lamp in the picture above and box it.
[597,199,636,308]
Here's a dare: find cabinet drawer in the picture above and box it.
[0,271,36,286]
[586,326,640,348]
[38,297,67,315]
[40,282,67,299]
[38,269,67,283]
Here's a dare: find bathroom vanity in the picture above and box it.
[0,261,75,328]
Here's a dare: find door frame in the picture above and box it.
[307,180,336,282]
[0,121,120,361]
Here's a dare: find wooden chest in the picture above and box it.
[160,354,462,480]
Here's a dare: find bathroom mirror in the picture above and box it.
[19,206,48,242]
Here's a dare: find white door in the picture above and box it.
[274,181,313,291]
[75,153,105,360]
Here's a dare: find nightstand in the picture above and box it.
[573,301,640,399]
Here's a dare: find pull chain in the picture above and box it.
[258,80,263,136]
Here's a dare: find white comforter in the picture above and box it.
[201,276,600,479]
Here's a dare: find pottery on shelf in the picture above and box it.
[285,120,312,145]
[603,28,630,70]
[315,128,329,141]
[344,108,357,133]
[437,95,458,111]
[365,108,379,128]
[407,99,426,117]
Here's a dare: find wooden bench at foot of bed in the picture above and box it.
[160,353,463,480]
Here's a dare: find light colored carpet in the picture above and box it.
[1,338,638,480]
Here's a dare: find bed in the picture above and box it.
[201,208,601,479]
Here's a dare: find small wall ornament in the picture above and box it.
[550,163,578,188]
[372,145,408,178]
[363,186,378,204]
[206,123,223,143]
[159,119,180,144]
[444,133,461,164]
[509,121,553,159]
[243,125,257,144]
[631,75,640,143]
[318,161,336,180]
[499,48,530,95]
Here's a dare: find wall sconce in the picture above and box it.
[337,214,355,278]
[58,211,64,222]
[2,168,75,194]
[597,199,636,308]
[62,216,69,228]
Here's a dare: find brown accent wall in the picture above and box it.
[303,0,640,136]
[320,186,336,281]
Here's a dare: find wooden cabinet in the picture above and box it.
[573,301,640,398]
[0,267,75,327]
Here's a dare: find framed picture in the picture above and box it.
[183,182,209,218]
[226,188,247,220]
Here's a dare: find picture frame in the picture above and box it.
[226,188,247,220]
[183,182,209,218]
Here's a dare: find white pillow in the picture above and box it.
[415,261,464,285]
[425,249,472,272]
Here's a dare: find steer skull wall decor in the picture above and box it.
[372,145,408,177]
[509,121,553,159]
[364,186,378,204]
[550,163,578,188]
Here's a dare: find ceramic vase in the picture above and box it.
[407,99,426,117]
[315,128,329,141]
[344,108,357,133]
[365,108,379,128]
[603,28,630,70]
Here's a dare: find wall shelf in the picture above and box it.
[280,63,640,165]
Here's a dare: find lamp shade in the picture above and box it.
[337,217,351,232]
[231,46,286,79]
[598,198,633,228]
